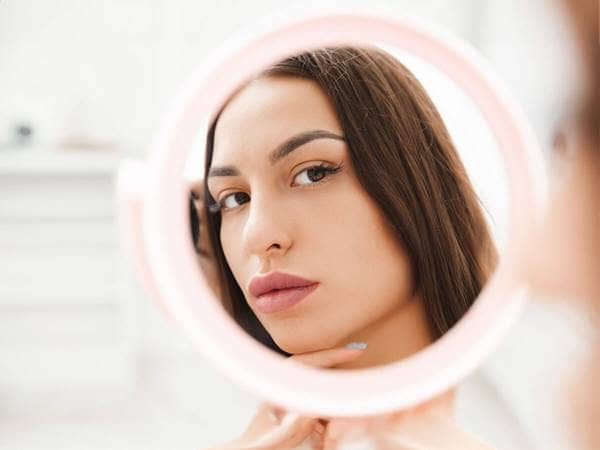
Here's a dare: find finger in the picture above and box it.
[323,419,378,450]
[278,414,319,449]
[290,343,368,368]
[323,414,408,450]
[322,418,370,450]
[249,412,317,449]
[322,419,345,450]
[243,403,283,433]
[314,419,327,435]
[307,429,325,450]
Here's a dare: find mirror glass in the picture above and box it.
[184,44,509,370]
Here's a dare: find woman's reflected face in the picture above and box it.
[207,76,432,361]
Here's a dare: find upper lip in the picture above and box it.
[248,271,318,298]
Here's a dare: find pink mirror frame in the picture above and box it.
[118,10,546,417]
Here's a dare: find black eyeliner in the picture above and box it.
[209,161,344,214]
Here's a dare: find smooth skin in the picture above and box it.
[207,76,434,367]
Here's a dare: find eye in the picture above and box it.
[292,162,343,186]
[210,162,344,214]
[219,191,250,212]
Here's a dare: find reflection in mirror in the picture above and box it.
[188,46,504,369]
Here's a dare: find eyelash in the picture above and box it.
[208,162,344,214]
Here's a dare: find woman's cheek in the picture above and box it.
[220,226,241,274]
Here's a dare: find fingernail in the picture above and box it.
[345,341,368,350]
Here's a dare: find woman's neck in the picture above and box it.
[334,294,435,369]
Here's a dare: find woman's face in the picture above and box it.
[207,76,432,359]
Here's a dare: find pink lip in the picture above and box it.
[248,271,319,314]
[254,284,319,314]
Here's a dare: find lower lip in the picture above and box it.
[254,284,318,314]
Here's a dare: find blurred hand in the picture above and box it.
[206,344,368,450]
[320,392,496,450]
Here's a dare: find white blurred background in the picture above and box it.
[0,1,589,449]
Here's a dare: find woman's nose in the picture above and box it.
[242,195,293,260]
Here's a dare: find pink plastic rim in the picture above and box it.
[142,11,544,416]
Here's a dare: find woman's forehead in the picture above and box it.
[212,76,343,164]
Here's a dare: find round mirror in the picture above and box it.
[121,11,545,417]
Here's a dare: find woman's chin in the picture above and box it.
[274,339,319,355]
[272,333,340,356]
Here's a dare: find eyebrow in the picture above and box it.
[208,129,345,178]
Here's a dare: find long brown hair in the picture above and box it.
[202,46,498,355]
